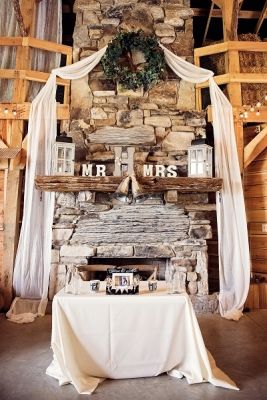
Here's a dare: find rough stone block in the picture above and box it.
[187,272,197,282]
[189,225,212,240]
[160,37,175,44]
[77,191,94,203]
[56,193,76,208]
[97,245,133,257]
[60,245,96,257]
[60,257,88,265]
[117,110,143,127]
[73,25,90,47]
[155,23,175,37]
[188,281,198,295]
[74,0,101,12]
[166,6,193,20]
[162,131,195,151]
[164,17,184,27]
[145,116,172,128]
[93,90,116,97]
[150,6,164,22]
[83,11,100,24]
[71,77,92,118]
[149,82,177,105]
[177,80,195,110]
[134,244,175,258]
[51,249,60,263]
[52,229,73,243]
[185,116,206,127]
[101,18,120,26]
[91,107,108,119]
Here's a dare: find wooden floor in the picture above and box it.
[0,310,267,400]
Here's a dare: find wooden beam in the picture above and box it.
[0,69,70,86]
[35,176,223,193]
[255,0,267,34]
[11,0,27,36]
[244,126,267,169]
[202,2,215,45]
[192,8,261,19]
[0,103,70,120]
[212,0,223,8]
[1,0,36,309]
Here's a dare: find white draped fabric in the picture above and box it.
[8,44,250,322]
[0,0,62,102]
[46,282,238,394]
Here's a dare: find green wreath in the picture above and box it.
[101,31,166,91]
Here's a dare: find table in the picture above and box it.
[46,281,238,394]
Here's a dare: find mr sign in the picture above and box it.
[81,163,178,177]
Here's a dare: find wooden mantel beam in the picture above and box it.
[35,176,223,194]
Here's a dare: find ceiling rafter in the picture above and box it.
[202,2,215,45]
[255,0,267,34]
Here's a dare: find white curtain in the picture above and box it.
[0,0,62,102]
[8,44,250,322]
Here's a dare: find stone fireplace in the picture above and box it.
[48,0,219,313]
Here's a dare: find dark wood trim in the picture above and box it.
[35,175,223,193]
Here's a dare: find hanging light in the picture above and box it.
[250,106,255,112]
[256,101,261,108]
[4,108,8,115]
[12,110,17,116]
[239,112,244,119]
[256,110,260,116]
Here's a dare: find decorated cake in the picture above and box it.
[106,267,140,295]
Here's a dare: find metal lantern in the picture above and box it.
[188,137,213,178]
[52,132,75,176]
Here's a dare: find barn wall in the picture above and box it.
[244,127,267,279]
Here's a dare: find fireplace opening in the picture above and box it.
[81,257,168,281]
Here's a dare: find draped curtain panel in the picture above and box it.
[0,0,62,102]
[8,45,250,322]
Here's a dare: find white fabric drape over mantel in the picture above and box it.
[8,44,250,323]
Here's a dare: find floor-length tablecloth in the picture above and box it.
[46,282,238,394]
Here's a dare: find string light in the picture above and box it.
[4,108,8,115]
[256,110,260,116]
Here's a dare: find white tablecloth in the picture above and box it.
[46,282,238,394]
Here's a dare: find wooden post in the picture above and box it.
[1,0,36,309]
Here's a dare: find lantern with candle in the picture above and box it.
[188,136,213,178]
[52,132,75,176]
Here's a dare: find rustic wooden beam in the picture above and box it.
[0,69,70,86]
[0,103,70,120]
[244,126,267,169]
[35,176,223,193]
[212,0,223,8]
[11,0,27,36]
[192,8,261,19]
[0,36,72,56]
[202,2,215,45]
[1,0,36,309]
[255,0,267,34]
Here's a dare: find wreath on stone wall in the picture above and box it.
[101,31,166,91]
